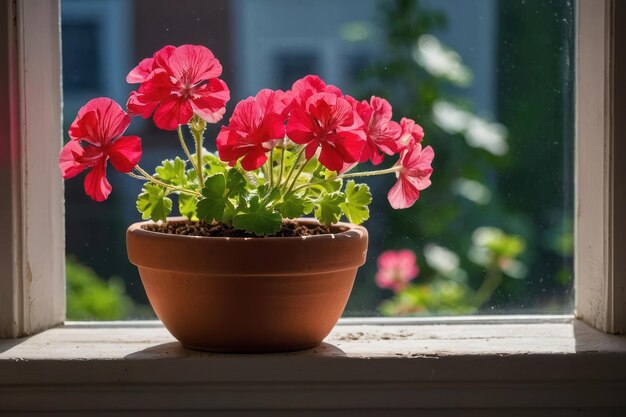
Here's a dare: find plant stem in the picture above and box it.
[188,115,207,188]
[338,165,402,179]
[283,146,305,189]
[471,262,503,308]
[277,146,286,188]
[127,171,148,180]
[285,157,312,196]
[193,132,204,187]
[177,126,195,167]
[289,179,327,194]
[131,166,201,197]
[340,163,357,175]
[285,163,403,196]
[243,169,260,187]
[268,148,275,187]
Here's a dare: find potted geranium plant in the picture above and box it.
[59,44,434,352]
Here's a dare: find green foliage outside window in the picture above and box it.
[348,0,574,315]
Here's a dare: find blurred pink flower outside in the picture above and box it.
[375,249,419,292]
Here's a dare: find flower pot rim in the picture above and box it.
[126,217,369,274]
[127,216,367,242]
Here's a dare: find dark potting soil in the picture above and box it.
[142,220,340,238]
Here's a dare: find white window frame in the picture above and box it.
[575,0,625,334]
[0,0,64,338]
[2,1,626,414]
[0,0,624,336]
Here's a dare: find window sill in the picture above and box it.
[1,316,626,415]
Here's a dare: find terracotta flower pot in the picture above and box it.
[126,217,368,352]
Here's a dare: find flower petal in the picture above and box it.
[69,98,130,146]
[403,144,434,190]
[167,44,222,84]
[289,75,342,106]
[286,107,318,145]
[255,89,288,117]
[317,143,347,172]
[358,139,385,165]
[398,117,425,148]
[83,158,112,202]
[306,92,354,128]
[240,148,269,171]
[417,145,435,169]
[387,175,421,209]
[153,96,193,130]
[191,78,230,123]
[215,94,284,170]
[58,140,87,179]
[126,57,155,83]
[138,69,176,101]
[108,135,142,173]
[68,110,99,145]
[216,127,244,163]
[126,91,159,119]
[258,112,287,142]
[356,96,403,162]
[326,131,366,163]
[153,45,176,70]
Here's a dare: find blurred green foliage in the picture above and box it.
[347,0,574,315]
[381,227,528,315]
[66,257,151,320]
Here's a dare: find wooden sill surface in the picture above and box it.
[2,316,626,360]
[1,318,626,415]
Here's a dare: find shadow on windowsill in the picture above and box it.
[574,319,626,353]
[124,341,346,360]
[0,334,32,354]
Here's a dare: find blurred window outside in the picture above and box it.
[61,0,575,320]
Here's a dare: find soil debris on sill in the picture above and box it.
[142,219,340,238]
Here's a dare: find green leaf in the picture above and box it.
[339,180,372,224]
[225,169,246,197]
[136,183,172,222]
[196,174,227,222]
[321,178,343,193]
[178,193,197,219]
[319,169,343,192]
[276,194,313,218]
[233,196,282,235]
[280,148,300,175]
[202,151,227,175]
[155,157,188,186]
[222,204,236,224]
[187,150,227,184]
[314,192,345,225]
[302,166,342,198]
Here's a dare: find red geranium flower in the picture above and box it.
[352,96,402,165]
[216,89,287,171]
[398,117,425,149]
[285,74,342,106]
[59,98,142,202]
[375,249,419,292]
[286,92,365,172]
[125,45,175,83]
[387,143,434,209]
[126,44,230,131]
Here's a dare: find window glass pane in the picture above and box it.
[62,0,574,319]
[62,22,101,91]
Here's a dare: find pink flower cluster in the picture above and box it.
[59,44,229,201]
[58,44,433,209]
[217,74,434,209]
[59,98,142,201]
[126,44,230,130]
[375,249,420,292]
